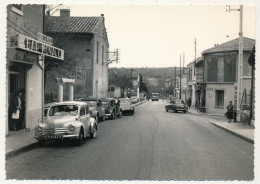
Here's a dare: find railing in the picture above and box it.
[14,34,64,60]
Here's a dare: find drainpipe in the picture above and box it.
[37,56,44,124]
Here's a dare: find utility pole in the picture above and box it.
[194,38,196,75]
[180,54,182,99]
[183,51,185,75]
[226,5,243,122]
[175,66,176,97]
[137,71,140,101]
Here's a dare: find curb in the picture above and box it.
[6,142,39,159]
[209,121,254,144]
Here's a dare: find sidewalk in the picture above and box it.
[6,100,148,159]
[187,108,254,143]
[6,129,38,159]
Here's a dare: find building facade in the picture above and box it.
[6,5,63,135]
[186,60,196,107]
[45,9,109,100]
[202,37,255,118]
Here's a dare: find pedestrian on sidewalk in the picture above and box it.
[11,90,23,130]
[226,101,234,123]
[187,98,191,109]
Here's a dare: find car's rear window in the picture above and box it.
[49,105,78,117]
[86,101,97,107]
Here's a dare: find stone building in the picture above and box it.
[44,9,109,100]
[6,5,63,134]
[201,37,255,118]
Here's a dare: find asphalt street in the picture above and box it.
[6,100,254,180]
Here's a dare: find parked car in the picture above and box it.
[81,98,105,123]
[165,98,187,113]
[120,98,134,115]
[102,98,122,119]
[35,101,97,146]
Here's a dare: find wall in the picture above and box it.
[7,5,44,132]
[206,83,234,115]
[45,34,94,100]
[26,64,42,129]
[92,20,109,98]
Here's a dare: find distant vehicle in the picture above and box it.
[35,101,97,146]
[120,98,134,115]
[165,98,187,113]
[102,98,122,120]
[81,98,105,123]
[151,93,159,101]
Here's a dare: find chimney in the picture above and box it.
[60,9,70,31]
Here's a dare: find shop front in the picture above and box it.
[6,34,64,135]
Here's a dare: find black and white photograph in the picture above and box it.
[1,0,258,182]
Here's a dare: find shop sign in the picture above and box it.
[7,48,38,64]
[11,34,64,60]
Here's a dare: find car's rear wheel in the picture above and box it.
[174,109,178,113]
[102,115,105,121]
[110,112,114,120]
[95,115,99,123]
[75,129,83,146]
[118,112,122,118]
[184,110,187,114]
[90,125,97,138]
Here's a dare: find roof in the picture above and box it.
[202,37,255,55]
[44,101,87,108]
[45,16,103,33]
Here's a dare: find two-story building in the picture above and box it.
[44,9,109,100]
[201,37,255,117]
[6,5,63,135]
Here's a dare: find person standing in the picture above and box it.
[226,101,234,123]
[11,91,23,130]
[187,98,191,109]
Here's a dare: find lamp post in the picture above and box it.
[226,5,243,122]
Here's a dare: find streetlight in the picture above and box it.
[226,5,243,122]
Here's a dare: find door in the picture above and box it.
[79,106,88,136]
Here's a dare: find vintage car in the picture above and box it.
[120,98,134,115]
[165,98,187,113]
[102,98,122,120]
[35,101,97,146]
[81,98,105,123]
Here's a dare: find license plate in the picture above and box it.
[47,135,63,139]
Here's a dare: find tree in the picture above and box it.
[109,70,133,98]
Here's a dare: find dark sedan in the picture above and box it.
[165,98,187,113]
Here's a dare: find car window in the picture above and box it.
[120,99,130,103]
[44,109,48,117]
[80,106,86,116]
[86,101,97,107]
[49,105,78,117]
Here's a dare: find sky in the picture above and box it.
[54,4,256,68]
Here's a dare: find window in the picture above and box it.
[102,45,104,65]
[96,41,99,63]
[12,4,22,10]
[80,106,86,116]
[216,90,224,107]
[217,58,224,82]
[11,4,23,16]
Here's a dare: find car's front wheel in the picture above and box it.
[184,110,187,114]
[166,108,168,112]
[110,112,115,120]
[75,129,84,146]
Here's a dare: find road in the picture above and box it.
[6,100,254,180]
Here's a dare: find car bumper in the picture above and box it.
[35,134,79,140]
